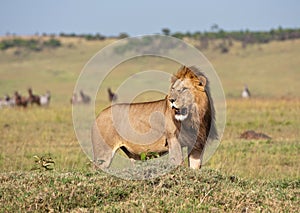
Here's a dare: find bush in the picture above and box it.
[118,33,129,39]
[43,38,61,48]
[0,40,14,50]
[0,38,61,51]
[169,27,300,46]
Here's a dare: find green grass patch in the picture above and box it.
[0,168,299,212]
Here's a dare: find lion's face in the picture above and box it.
[168,72,207,122]
[168,79,196,121]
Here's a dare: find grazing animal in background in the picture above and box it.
[80,90,91,104]
[71,93,79,104]
[14,91,28,108]
[92,66,217,170]
[242,85,251,98]
[107,88,117,102]
[1,95,15,108]
[40,91,51,106]
[28,88,40,105]
[1,95,15,107]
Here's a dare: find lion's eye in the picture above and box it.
[182,87,188,92]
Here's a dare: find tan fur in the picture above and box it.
[92,66,217,169]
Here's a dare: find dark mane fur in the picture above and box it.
[175,65,218,143]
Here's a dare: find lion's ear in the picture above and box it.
[171,75,177,84]
[198,76,206,91]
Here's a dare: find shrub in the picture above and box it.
[43,38,61,48]
[0,38,61,51]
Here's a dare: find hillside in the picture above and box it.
[0,36,300,105]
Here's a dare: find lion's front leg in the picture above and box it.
[168,136,183,166]
[188,148,202,169]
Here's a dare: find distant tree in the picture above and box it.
[216,29,226,39]
[162,28,170,36]
[27,39,42,51]
[95,33,106,40]
[0,40,13,50]
[211,24,219,32]
[118,33,129,39]
[185,31,192,37]
[84,34,94,40]
[192,31,201,39]
[43,38,61,48]
[172,32,184,39]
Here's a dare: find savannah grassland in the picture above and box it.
[0,36,299,212]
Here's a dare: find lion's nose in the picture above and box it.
[169,98,176,103]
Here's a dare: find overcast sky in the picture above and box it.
[0,0,299,36]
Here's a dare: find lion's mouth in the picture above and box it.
[172,106,188,116]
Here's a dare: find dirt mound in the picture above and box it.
[240,130,271,140]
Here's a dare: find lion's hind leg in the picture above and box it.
[92,123,115,169]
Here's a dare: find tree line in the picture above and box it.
[59,32,128,40]
[62,26,300,44]
[1,26,300,52]
[170,27,300,42]
[0,37,61,51]
[169,26,300,52]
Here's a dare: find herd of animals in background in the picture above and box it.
[71,88,118,104]
[1,84,250,109]
[2,84,264,140]
[0,88,51,109]
[0,87,119,109]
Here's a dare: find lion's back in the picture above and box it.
[95,99,168,149]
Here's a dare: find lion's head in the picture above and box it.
[168,66,211,124]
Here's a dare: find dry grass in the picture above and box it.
[1,99,298,179]
[0,106,88,172]
[208,98,300,180]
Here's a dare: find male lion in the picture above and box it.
[92,66,217,169]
